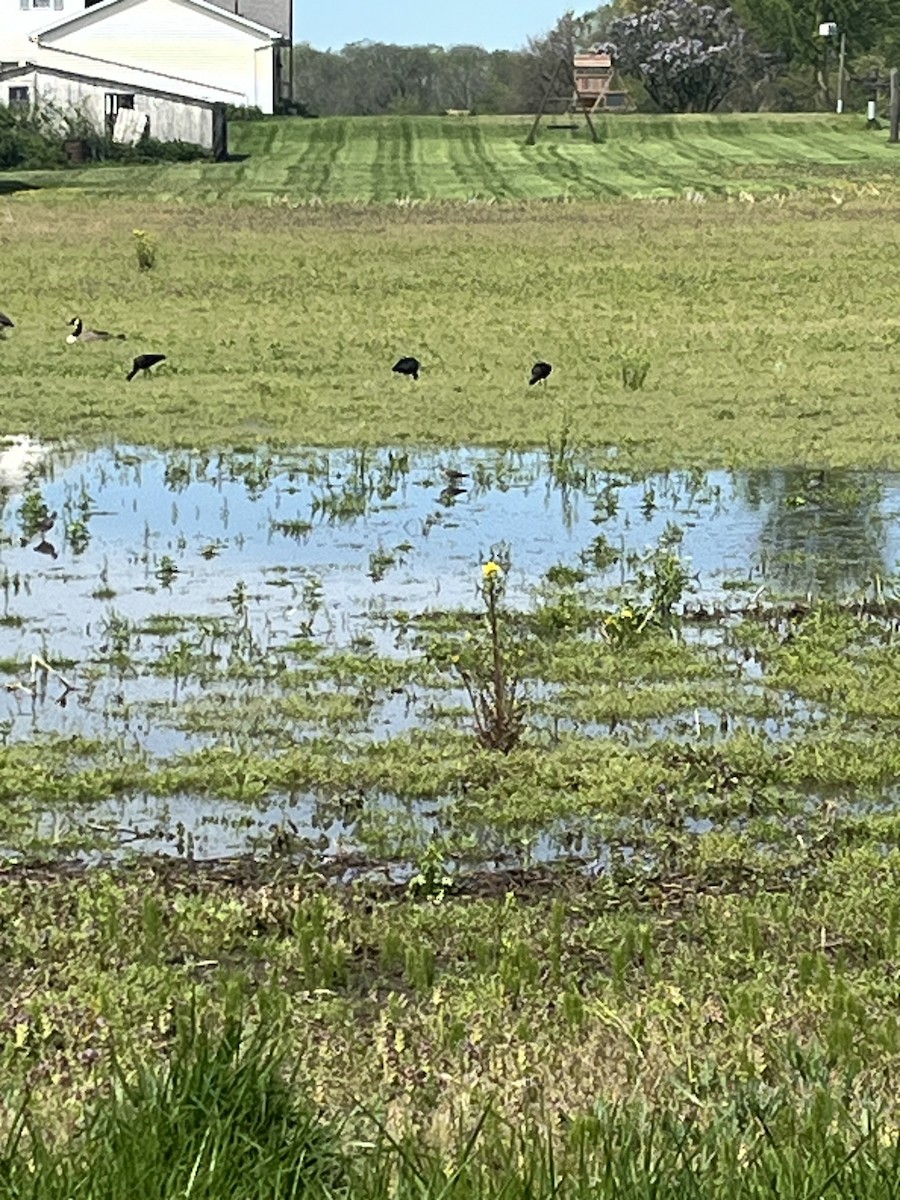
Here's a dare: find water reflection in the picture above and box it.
[0,444,897,758]
[736,468,887,595]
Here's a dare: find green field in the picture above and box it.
[3,115,900,1195]
[13,111,900,203]
[3,185,900,464]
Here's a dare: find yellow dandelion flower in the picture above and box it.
[482,560,502,581]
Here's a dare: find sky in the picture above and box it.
[295,0,571,52]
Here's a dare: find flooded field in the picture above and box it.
[2,438,899,867]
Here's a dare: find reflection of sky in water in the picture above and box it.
[1,444,899,860]
[2,448,898,655]
[0,447,899,670]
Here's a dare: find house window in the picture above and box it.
[8,87,30,107]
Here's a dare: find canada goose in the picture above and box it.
[67,316,126,344]
[393,356,420,381]
[529,361,552,386]
[127,353,166,381]
[0,312,14,330]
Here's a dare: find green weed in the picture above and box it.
[615,346,652,391]
[427,552,526,754]
[132,227,157,270]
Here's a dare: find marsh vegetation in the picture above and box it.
[2,125,900,1192]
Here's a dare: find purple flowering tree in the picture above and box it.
[602,1,763,112]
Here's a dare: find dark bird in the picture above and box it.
[127,353,166,381]
[0,312,14,330]
[529,361,552,386]
[442,468,468,483]
[393,356,420,381]
[36,511,57,536]
[34,539,59,561]
[67,316,126,343]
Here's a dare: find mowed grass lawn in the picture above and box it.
[11,111,900,202]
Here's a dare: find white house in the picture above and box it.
[0,0,289,152]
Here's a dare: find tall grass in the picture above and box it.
[366,1103,900,1199]
[0,1014,343,1200]
[1,1017,898,1199]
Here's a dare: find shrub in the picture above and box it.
[0,102,65,170]
[132,228,157,271]
[226,103,266,121]
[0,100,210,171]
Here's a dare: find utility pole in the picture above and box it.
[836,30,846,113]
[891,68,899,144]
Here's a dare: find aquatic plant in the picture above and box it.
[428,552,526,754]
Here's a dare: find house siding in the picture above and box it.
[2,63,218,147]
[34,0,278,110]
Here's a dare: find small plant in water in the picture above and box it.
[133,228,157,271]
[602,531,691,646]
[601,602,655,647]
[155,555,178,587]
[636,538,690,625]
[66,517,91,555]
[429,551,526,754]
[368,544,397,582]
[18,488,53,541]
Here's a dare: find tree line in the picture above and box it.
[289,0,900,117]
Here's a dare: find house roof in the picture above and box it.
[0,48,239,104]
[30,0,286,45]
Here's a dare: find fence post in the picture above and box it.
[891,68,899,144]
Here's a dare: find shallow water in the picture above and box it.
[1,440,898,860]
[2,443,894,649]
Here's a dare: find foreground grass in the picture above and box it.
[2,191,900,465]
[12,112,900,203]
[4,1034,900,1200]
[1,858,900,1196]
[4,1019,899,1200]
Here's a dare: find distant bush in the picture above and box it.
[0,100,210,171]
[226,103,266,121]
[108,136,210,163]
[0,102,65,169]
[228,100,318,120]
[277,99,318,117]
